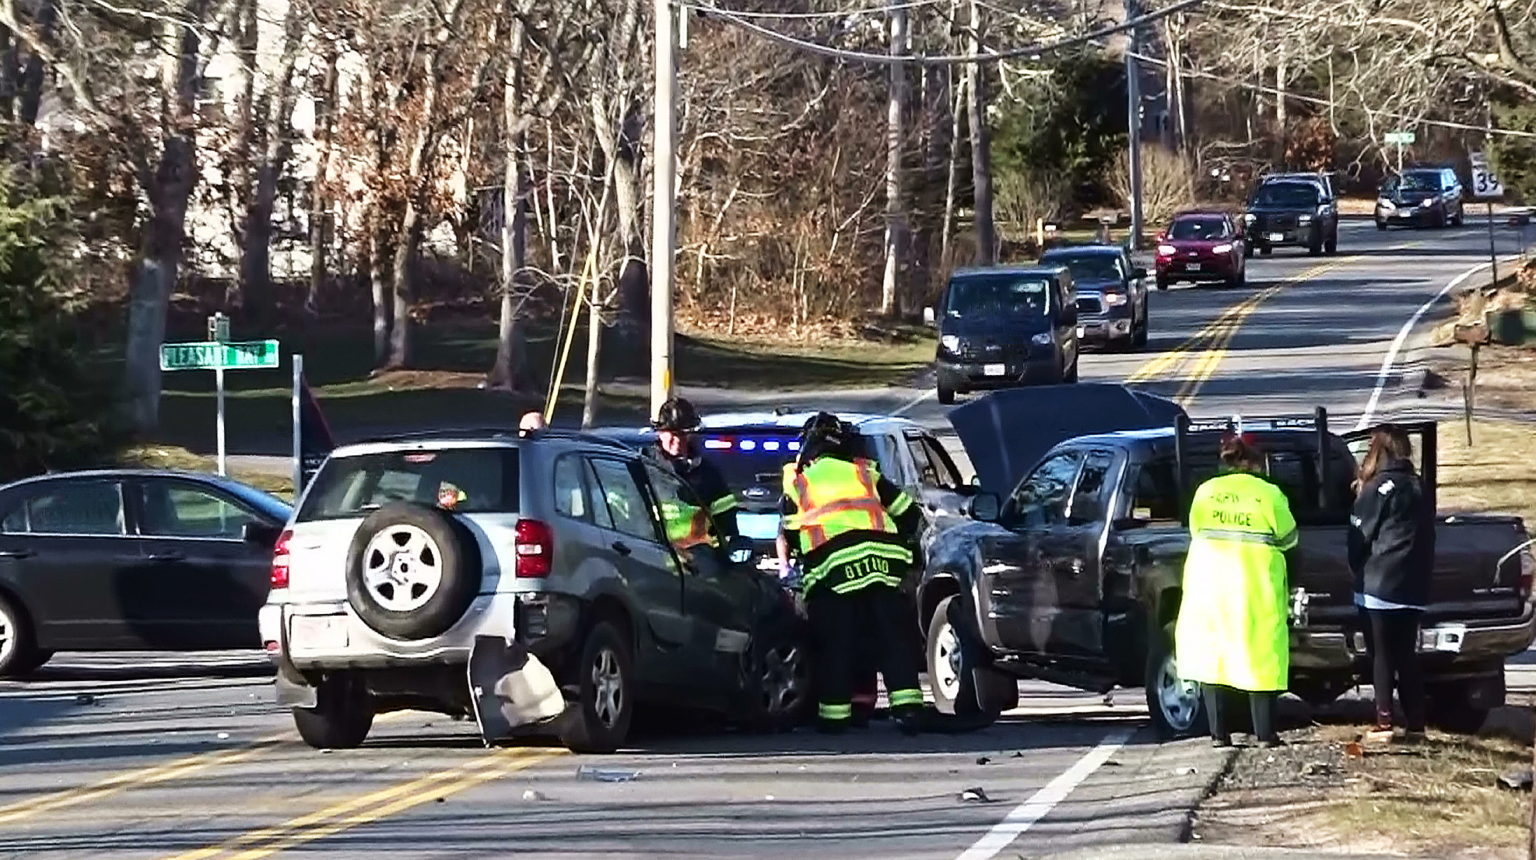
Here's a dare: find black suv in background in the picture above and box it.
[927,266,1081,405]
[1376,166,1465,229]
[1243,173,1339,256]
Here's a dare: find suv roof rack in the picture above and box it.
[1173,407,1332,524]
[348,426,636,451]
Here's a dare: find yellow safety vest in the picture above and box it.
[783,457,912,594]
[1174,471,1298,692]
[660,499,713,551]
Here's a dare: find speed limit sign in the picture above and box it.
[1472,161,1505,199]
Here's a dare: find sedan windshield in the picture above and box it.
[1167,217,1231,241]
[945,275,1051,318]
[1252,182,1320,208]
[1043,254,1122,282]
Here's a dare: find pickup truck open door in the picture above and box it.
[974,446,1121,686]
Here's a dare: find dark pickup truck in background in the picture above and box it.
[919,385,1536,737]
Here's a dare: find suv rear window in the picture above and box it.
[298,447,519,521]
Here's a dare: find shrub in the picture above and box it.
[0,167,122,482]
[1107,144,1195,226]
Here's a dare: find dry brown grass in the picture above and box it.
[1439,418,1536,527]
[1199,726,1531,859]
[116,444,294,501]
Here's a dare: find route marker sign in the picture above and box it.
[1470,152,1504,200]
[158,339,281,371]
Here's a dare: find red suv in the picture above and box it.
[1154,211,1247,290]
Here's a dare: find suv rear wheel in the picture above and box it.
[560,621,636,753]
[294,673,374,749]
[344,502,482,641]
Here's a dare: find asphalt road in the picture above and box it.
[2,217,1531,859]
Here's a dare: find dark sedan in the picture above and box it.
[0,470,291,676]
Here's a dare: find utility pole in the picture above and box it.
[880,0,908,317]
[650,0,678,418]
[1124,0,1143,250]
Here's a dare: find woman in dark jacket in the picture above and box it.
[1347,425,1433,742]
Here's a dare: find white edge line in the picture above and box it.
[894,386,935,416]
[956,728,1135,860]
[1354,255,1521,432]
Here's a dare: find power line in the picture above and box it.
[686,0,948,19]
[1128,50,1536,141]
[686,0,1207,66]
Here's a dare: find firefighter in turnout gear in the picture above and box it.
[652,397,740,543]
[781,412,924,734]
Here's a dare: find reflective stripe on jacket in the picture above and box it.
[782,456,914,594]
[1174,470,1297,692]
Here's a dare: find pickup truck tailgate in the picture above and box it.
[1297,516,1531,625]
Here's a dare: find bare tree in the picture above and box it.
[1,0,233,432]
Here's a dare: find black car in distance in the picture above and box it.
[1244,177,1339,256]
[1376,166,1465,229]
[0,470,291,676]
[927,266,1081,405]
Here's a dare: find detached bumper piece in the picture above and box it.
[467,635,568,746]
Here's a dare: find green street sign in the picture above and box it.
[159,339,281,371]
[1384,131,1415,144]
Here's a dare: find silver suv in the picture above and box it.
[261,429,808,753]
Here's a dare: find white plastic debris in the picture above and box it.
[960,787,994,803]
[216,732,231,740]
[576,765,640,782]
[522,789,548,801]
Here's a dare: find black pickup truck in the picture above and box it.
[919,386,1536,737]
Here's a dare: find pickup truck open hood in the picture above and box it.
[947,384,1187,495]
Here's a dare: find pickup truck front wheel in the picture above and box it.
[1146,622,1208,739]
[927,595,1014,722]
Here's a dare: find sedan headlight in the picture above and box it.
[1211,243,1233,254]
[1378,198,1394,211]
[1031,332,1054,346]
[1157,244,1177,256]
[1298,214,1312,224]
[940,334,960,353]
[1419,198,1435,208]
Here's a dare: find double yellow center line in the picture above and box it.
[167,747,563,860]
[0,732,289,826]
[1124,260,1339,405]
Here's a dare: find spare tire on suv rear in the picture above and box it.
[345,502,482,641]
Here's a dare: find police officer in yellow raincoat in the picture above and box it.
[1175,432,1297,748]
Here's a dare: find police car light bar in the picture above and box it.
[704,437,801,452]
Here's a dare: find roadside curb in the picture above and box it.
[1036,846,1403,859]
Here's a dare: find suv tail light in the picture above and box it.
[515,519,554,578]
[270,529,293,590]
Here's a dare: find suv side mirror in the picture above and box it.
[1132,266,1148,280]
[922,306,936,326]
[965,492,1001,522]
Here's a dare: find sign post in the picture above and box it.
[207,313,230,475]
[159,328,281,478]
[1384,131,1415,173]
[1470,151,1505,286]
[292,354,303,497]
